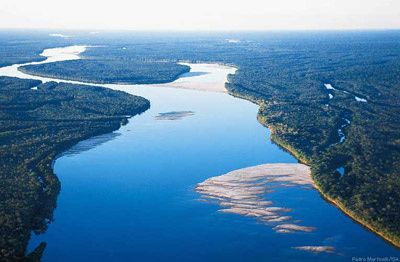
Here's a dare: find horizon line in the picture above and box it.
[1,28,400,33]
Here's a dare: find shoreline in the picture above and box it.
[0,45,152,260]
[266,117,400,248]
[225,82,400,248]
[11,49,239,256]
[17,67,189,86]
[313,182,400,249]
[3,43,398,255]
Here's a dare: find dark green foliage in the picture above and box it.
[0,42,45,68]
[1,30,400,257]
[0,31,68,67]
[24,243,46,262]
[224,34,400,245]
[20,59,190,85]
[57,31,400,245]
[0,77,149,261]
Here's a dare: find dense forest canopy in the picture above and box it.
[20,59,190,85]
[0,76,149,261]
[0,31,69,67]
[19,30,400,246]
[0,30,400,260]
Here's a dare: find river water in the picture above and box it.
[0,46,399,262]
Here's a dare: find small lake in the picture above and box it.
[1,46,399,262]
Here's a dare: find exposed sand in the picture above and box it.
[49,33,70,38]
[153,63,237,93]
[40,45,89,62]
[154,111,194,120]
[274,224,316,233]
[195,164,316,233]
[154,81,228,93]
[292,246,336,254]
[194,63,235,70]
[227,39,241,43]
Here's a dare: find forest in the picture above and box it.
[0,31,68,68]
[20,59,190,85]
[0,76,149,261]
[21,31,400,247]
[1,30,400,260]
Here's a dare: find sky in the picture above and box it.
[0,0,399,31]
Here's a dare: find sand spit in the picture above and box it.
[293,246,336,254]
[154,81,228,93]
[195,164,316,233]
[153,63,237,93]
[40,45,89,62]
[194,63,235,70]
[49,33,70,38]
[154,111,194,120]
[274,224,316,232]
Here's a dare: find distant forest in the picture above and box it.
[21,31,400,247]
[0,32,68,67]
[0,31,400,260]
[20,59,190,85]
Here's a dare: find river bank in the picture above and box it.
[225,79,400,248]
[1,44,398,261]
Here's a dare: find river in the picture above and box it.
[0,45,399,262]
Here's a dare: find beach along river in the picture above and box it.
[0,46,399,262]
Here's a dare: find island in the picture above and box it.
[16,34,400,247]
[154,111,194,120]
[24,34,400,247]
[19,59,190,85]
[1,31,399,260]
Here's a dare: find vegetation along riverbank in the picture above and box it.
[2,31,400,259]
[63,33,400,247]
[0,76,150,261]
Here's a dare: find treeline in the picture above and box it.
[19,59,190,85]
[226,34,400,246]
[0,76,149,261]
[65,31,400,246]
[2,31,400,256]
[0,31,68,67]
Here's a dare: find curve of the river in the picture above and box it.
[0,46,399,262]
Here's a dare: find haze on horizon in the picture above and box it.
[0,0,399,31]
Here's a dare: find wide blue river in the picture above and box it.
[0,46,399,261]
